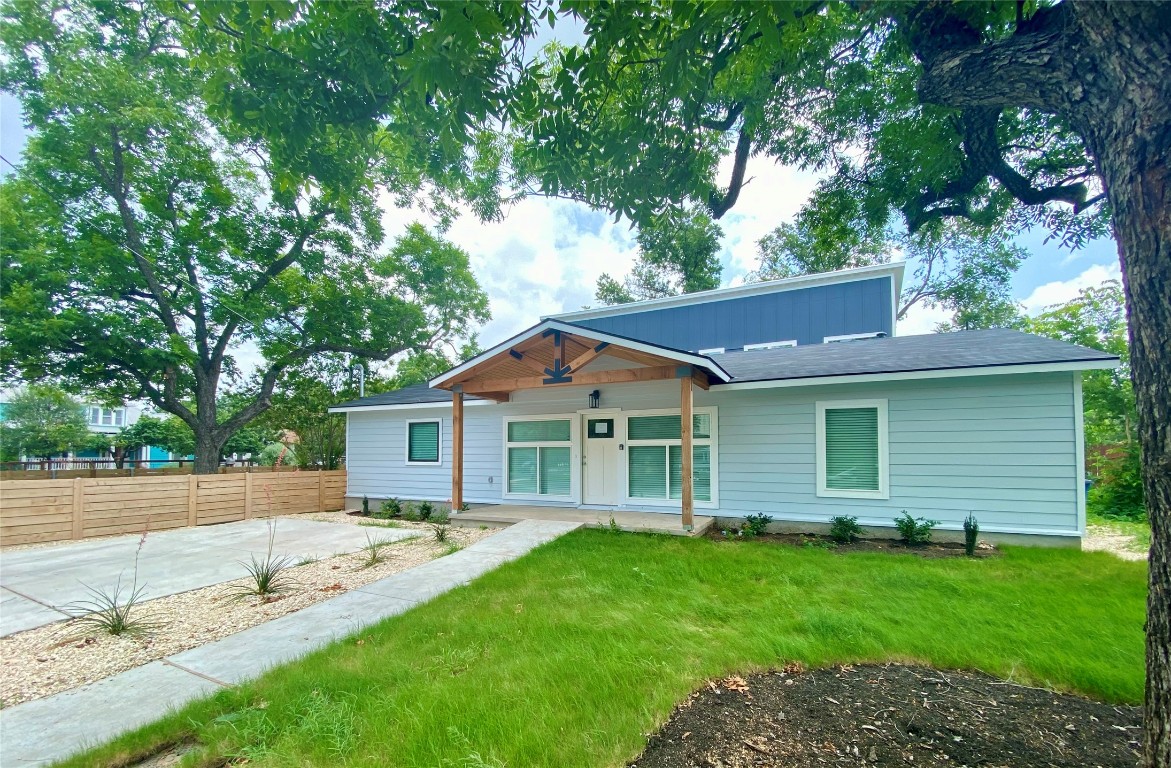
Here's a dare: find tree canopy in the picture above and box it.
[0,1,490,472]
[595,207,723,305]
[0,384,93,461]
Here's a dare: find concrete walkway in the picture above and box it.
[0,519,580,768]
[0,518,413,637]
[453,504,716,536]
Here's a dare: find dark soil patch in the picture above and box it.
[707,530,1000,559]
[630,664,1141,768]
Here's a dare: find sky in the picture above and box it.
[0,54,1124,366]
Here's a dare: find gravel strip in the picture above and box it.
[0,517,495,707]
[1083,524,1147,561]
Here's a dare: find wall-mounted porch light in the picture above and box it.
[588,389,601,409]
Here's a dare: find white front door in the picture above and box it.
[582,415,620,506]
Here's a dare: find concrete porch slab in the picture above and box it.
[452,505,714,537]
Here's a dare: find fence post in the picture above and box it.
[244,471,253,520]
[318,470,325,513]
[188,474,198,527]
[72,477,84,540]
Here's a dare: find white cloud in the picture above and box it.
[1019,263,1122,315]
[897,301,951,336]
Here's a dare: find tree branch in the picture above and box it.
[708,127,752,219]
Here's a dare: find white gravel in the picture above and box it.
[0,512,496,707]
[1083,523,1148,561]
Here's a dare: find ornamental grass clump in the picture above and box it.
[229,521,296,600]
[431,510,451,543]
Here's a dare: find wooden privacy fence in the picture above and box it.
[0,470,347,547]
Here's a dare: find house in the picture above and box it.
[331,263,1117,545]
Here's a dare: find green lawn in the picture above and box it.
[62,530,1147,768]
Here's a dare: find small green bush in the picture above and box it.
[963,514,980,556]
[402,503,420,522]
[418,500,435,521]
[741,513,772,537]
[828,515,865,543]
[361,496,370,516]
[894,511,938,546]
[1088,443,1145,522]
[379,498,402,519]
[431,510,451,542]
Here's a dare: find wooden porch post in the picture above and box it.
[452,386,464,512]
[680,370,694,531]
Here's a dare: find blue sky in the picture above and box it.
[0,83,1122,351]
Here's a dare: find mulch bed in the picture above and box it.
[629,664,1142,768]
[707,531,1000,559]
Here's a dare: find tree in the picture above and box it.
[753,216,1026,331]
[0,385,92,461]
[0,2,490,474]
[596,208,724,305]
[511,6,1170,759]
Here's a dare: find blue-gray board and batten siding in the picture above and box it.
[344,370,1082,539]
[567,276,895,351]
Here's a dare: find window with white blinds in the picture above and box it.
[816,400,888,499]
[505,418,573,497]
[626,410,715,503]
[406,420,441,464]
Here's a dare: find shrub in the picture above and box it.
[894,511,938,546]
[402,503,420,522]
[963,514,980,556]
[379,498,403,519]
[361,496,370,516]
[418,500,435,521]
[68,527,161,636]
[741,513,772,537]
[828,515,865,543]
[1088,443,1146,521]
[229,521,296,600]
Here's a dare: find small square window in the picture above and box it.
[406,420,441,464]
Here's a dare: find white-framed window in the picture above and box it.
[697,347,725,355]
[88,407,125,427]
[405,419,442,465]
[823,332,884,343]
[625,407,717,505]
[816,399,889,499]
[504,417,574,498]
[743,340,797,351]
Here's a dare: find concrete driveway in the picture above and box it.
[0,518,416,637]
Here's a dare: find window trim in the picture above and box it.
[815,399,889,500]
[622,406,719,509]
[697,347,725,355]
[405,418,443,466]
[743,340,797,351]
[502,414,577,502]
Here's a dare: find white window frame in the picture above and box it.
[823,332,884,343]
[405,418,443,466]
[816,399,889,500]
[622,406,719,509]
[502,414,578,502]
[743,340,797,351]
[697,347,725,355]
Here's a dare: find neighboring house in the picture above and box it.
[73,403,174,467]
[331,263,1117,545]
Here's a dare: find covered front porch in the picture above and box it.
[451,504,716,536]
[430,319,731,532]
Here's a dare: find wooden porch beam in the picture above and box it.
[565,341,610,374]
[508,349,550,376]
[460,364,680,394]
[451,388,464,512]
[691,370,710,390]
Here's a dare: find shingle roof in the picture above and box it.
[332,383,488,410]
[710,329,1116,383]
[331,330,1116,408]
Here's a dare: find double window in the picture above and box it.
[406,419,441,464]
[88,407,125,427]
[816,400,888,499]
[505,418,572,497]
[626,411,714,503]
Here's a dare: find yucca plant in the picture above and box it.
[68,526,161,636]
[359,532,393,568]
[431,510,451,543]
[229,521,296,600]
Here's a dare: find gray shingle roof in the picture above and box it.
[331,330,1115,408]
[332,383,488,410]
[710,329,1116,383]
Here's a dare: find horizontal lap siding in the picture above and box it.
[709,373,1080,535]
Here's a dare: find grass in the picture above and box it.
[58,530,1146,768]
[1088,511,1152,553]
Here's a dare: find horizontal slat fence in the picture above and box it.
[0,470,346,547]
[0,464,323,481]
